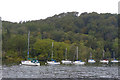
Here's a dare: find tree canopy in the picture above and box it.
[2,12,119,64]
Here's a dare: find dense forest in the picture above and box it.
[2,12,119,64]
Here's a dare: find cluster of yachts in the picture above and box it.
[21,42,119,66]
[21,58,119,66]
[47,46,119,65]
[21,32,119,66]
[47,59,119,65]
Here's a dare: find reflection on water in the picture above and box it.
[2,64,119,78]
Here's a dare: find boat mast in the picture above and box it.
[113,52,115,59]
[90,46,92,59]
[27,31,30,59]
[76,46,78,60]
[103,50,105,59]
[51,42,53,59]
[90,52,92,59]
[65,48,67,60]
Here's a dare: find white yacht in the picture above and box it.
[73,46,85,65]
[88,59,96,63]
[47,42,60,65]
[111,59,119,63]
[100,50,109,64]
[88,52,96,63]
[73,60,85,65]
[61,48,72,64]
[21,31,40,66]
[21,59,40,66]
[47,59,60,65]
[100,59,109,63]
[61,60,72,64]
[111,52,119,63]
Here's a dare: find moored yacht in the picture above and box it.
[47,59,60,65]
[73,46,85,65]
[61,48,72,64]
[21,31,40,66]
[111,59,119,63]
[47,42,60,65]
[88,59,96,63]
[88,52,96,63]
[21,58,40,66]
[100,50,109,64]
[61,60,72,64]
[111,52,118,63]
[100,59,109,63]
[73,60,85,65]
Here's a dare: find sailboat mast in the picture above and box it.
[103,50,105,59]
[113,52,115,59]
[76,46,78,60]
[65,48,67,60]
[90,52,92,59]
[27,31,30,58]
[51,42,53,59]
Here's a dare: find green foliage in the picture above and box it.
[2,12,118,64]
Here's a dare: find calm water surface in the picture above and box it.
[2,64,119,78]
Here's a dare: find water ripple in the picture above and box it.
[2,65,119,78]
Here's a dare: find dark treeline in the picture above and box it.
[2,12,119,64]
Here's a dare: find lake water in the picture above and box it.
[1,64,119,79]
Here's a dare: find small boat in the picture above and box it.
[111,52,118,63]
[100,59,109,63]
[21,31,40,66]
[111,59,119,63]
[88,59,96,63]
[47,59,60,65]
[100,50,109,64]
[73,46,85,65]
[61,48,72,64]
[73,60,85,65]
[47,42,60,65]
[88,52,96,63]
[21,58,40,66]
[61,60,72,64]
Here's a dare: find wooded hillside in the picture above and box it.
[2,12,119,64]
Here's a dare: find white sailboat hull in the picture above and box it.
[61,60,72,64]
[88,59,96,63]
[21,61,40,66]
[111,60,119,63]
[100,60,109,63]
[73,61,85,65]
[21,31,40,66]
[47,61,60,65]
